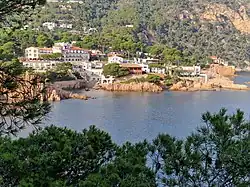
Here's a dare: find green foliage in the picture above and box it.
[33,0,250,65]
[82,141,156,187]
[149,63,165,68]
[121,77,147,84]
[146,74,161,84]
[148,45,164,58]
[0,125,116,186]
[36,34,53,48]
[0,109,249,186]
[0,42,15,60]
[40,53,62,60]
[149,108,250,186]
[45,62,75,82]
[121,75,162,85]
[103,63,130,78]
[164,75,176,86]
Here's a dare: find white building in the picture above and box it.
[151,67,166,74]
[180,66,201,76]
[139,64,150,73]
[42,22,57,30]
[134,57,160,64]
[22,60,59,71]
[63,46,90,62]
[24,44,90,70]
[25,47,40,60]
[101,75,115,84]
[59,23,73,29]
[108,55,124,64]
[125,25,134,28]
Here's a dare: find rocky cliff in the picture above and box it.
[44,80,90,101]
[201,3,250,34]
[45,87,89,102]
[209,64,236,77]
[100,82,163,92]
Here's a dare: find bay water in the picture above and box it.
[20,72,250,144]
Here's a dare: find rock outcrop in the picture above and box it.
[52,80,87,90]
[169,76,248,92]
[100,82,163,92]
[201,3,250,34]
[45,87,89,101]
[209,64,236,77]
[43,80,90,101]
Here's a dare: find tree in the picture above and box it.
[103,63,130,78]
[82,141,157,187]
[0,60,50,135]
[36,34,53,48]
[0,42,15,60]
[0,0,46,20]
[0,0,50,136]
[146,74,161,84]
[163,47,182,65]
[149,108,250,186]
[148,45,164,58]
[0,125,116,186]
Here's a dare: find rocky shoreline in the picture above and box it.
[45,80,91,102]
[169,76,248,92]
[44,74,249,101]
[97,82,163,92]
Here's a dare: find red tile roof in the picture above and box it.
[210,56,218,60]
[120,63,142,68]
[39,48,52,51]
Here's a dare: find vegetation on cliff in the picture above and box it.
[0,1,249,66]
[19,0,249,66]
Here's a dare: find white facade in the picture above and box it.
[139,64,150,73]
[25,47,39,60]
[151,67,166,74]
[134,58,160,64]
[22,60,59,70]
[101,75,115,84]
[59,23,73,29]
[63,47,90,62]
[42,22,56,30]
[108,55,124,64]
[180,66,201,76]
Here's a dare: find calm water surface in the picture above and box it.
[21,72,250,144]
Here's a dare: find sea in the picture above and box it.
[20,72,250,144]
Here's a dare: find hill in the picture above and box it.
[8,0,250,65]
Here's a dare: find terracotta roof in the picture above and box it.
[39,48,52,51]
[120,63,142,68]
[70,46,87,50]
[210,56,218,60]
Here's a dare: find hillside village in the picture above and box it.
[20,41,238,91]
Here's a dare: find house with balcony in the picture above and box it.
[120,63,143,74]
[62,46,90,62]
